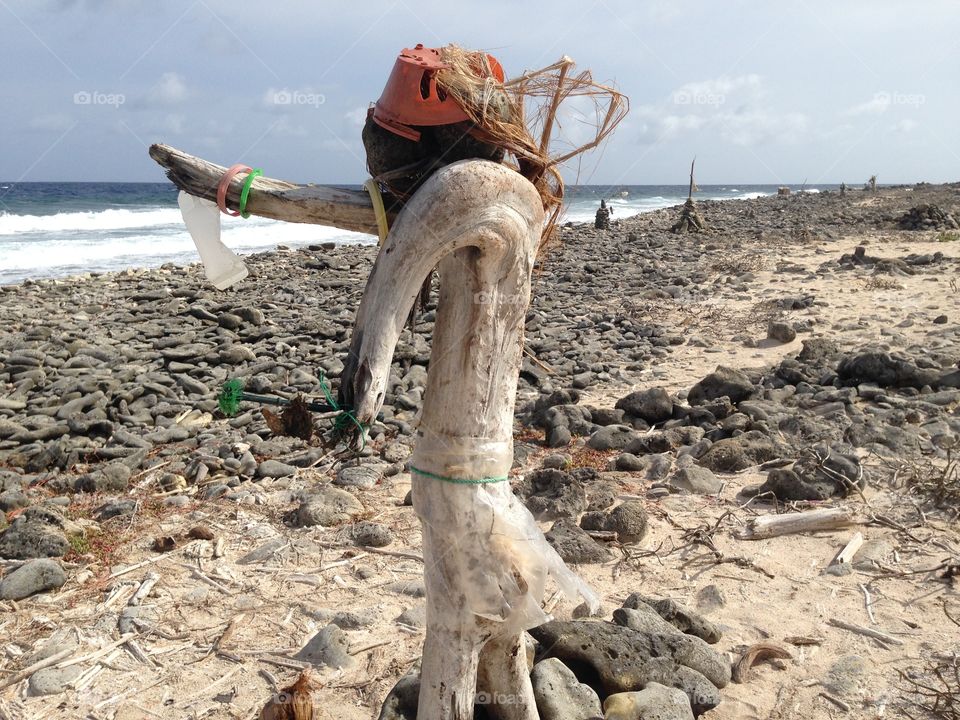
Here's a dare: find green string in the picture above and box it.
[239,168,262,219]
[318,370,367,452]
[409,465,508,485]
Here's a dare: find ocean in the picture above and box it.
[0,181,835,285]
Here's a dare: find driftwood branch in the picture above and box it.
[148,143,394,235]
[737,508,857,540]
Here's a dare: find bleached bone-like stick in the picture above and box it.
[343,160,595,720]
[148,143,395,235]
[737,508,857,540]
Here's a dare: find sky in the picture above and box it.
[1,0,958,185]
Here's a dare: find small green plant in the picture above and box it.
[67,533,91,556]
[938,231,959,243]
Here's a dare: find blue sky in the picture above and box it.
[1,0,958,184]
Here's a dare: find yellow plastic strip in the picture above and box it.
[363,178,390,245]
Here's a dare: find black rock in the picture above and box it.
[545,518,613,564]
[616,388,675,424]
[514,469,587,520]
[688,366,755,406]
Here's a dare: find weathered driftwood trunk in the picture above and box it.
[341,160,596,719]
[148,143,395,235]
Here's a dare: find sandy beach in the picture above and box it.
[1,184,958,720]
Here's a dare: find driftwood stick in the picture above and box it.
[827,618,904,646]
[0,647,74,690]
[148,144,389,235]
[737,508,857,540]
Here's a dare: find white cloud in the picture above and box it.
[147,72,188,105]
[843,92,891,116]
[635,74,807,146]
[345,105,369,127]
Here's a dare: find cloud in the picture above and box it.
[147,73,188,106]
[635,74,807,146]
[345,106,369,127]
[843,93,891,116]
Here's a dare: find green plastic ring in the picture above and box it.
[239,168,262,219]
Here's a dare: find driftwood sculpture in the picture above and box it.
[340,159,597,719]
[151,46,628,719]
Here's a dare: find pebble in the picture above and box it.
[349,521,394,547]
[604,683,694,720]
[530,657,603,720]
[334,464,383,489]
[0,558,67,600]
[295,486,365,527]
[28,665,84,696]
[294,624,355,669]
[545,518,613,563]
[603,501,649,543]
[668,466,723,494]
[256,459,296,478]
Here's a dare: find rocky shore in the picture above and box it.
[0,183,958,719]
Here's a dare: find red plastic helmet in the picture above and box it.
[372,44,505,142]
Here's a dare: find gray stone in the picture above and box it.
[0,558,66,600]
[623,594,722,645]
[515,469,587,520]
[237,537,289,564]
[767,321,797,344]
[688,366,755,406]
[531,657,603,720]
[334,464,382,489]
[695,585,726,611]
[669,466,723,495]
[542,453,571,470]
[385,579,426,598]
[615,452,647,471]
[604,683,694,720]
[218,312,243,330]
[328,609,378,629]
[0,489,30,512]
[377,671,420,720]
[0,506,70,559]
[603,501,649,543]
[529,620,728,708]
[94,498,138,520]
[696,431,783,473]
[236,307,265,325]
[349,521,394,547]
[545,518,613,564]
[396,605,427,629]
[256,459,296,478]
[219,345,257,364]
[28,665,84,696]
[616,388,675,424]
[587,424,637,451]
[294,624,355,669]
[823,655,868,699]
[295,485,365,527]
